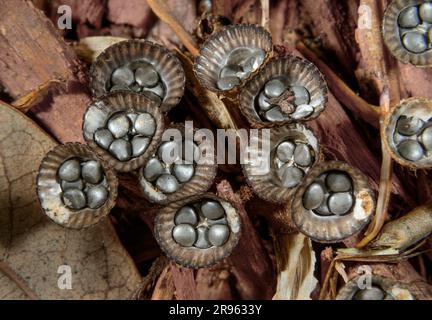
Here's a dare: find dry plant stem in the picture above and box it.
[357,89,393,248]
[147,0,199,57]
[319,247,422,299]
[320,247,334,287]
[297,42,380,127]
[356,0,401,248]
[260,0,270,30]
[369,203,432,251]
[355,0,388,94]
[0,261,38,300]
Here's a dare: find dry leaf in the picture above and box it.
[0,101,142,299]
[74,36,128,63]
[273,233,318,300]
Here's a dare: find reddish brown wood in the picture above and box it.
[170,263,199,300]
[0,0,88,143]
[299,0,360,80]
[217,180,276,299]
[196,265,234,300]
[107,0,154,29]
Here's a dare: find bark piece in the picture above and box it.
[196,265,234,300]
[28,85,90,143]
[170,262,198,300]
[398,63,432,99]
[0,0,89,143]
[217,180,276,300]
[300,0,359,79]
[0,0,77,98]
[107,0,154,29]
[269,0,296,45]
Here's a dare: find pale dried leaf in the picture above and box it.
[73,36,128,63]
[0,101,142,299]
[335,262,348,283]
[273,233,318,300]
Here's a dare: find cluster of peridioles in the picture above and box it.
[37,9,432,295]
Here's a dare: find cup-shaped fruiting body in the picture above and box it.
[155,193,241,268]
[36,143,118,229]
[89,39,185,112]
[336,275,415,300]
[384,97,432,169]
[194,24,272,93]
[238,55,328,128]
[139,124,217,205]
[242,123,320,204]
[292,161,375,242]
[83,92,165,172]
[383,0,432,66]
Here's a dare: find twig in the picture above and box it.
[0,260,38,300]
[297,42,380,127]
[357,89,393,248]
[260,0,270,30]
[146,0,199,57]
[320,242,429,299]
[356,0,401,248]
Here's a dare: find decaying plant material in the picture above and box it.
[369,204,432,252]
[1,0,432,300]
